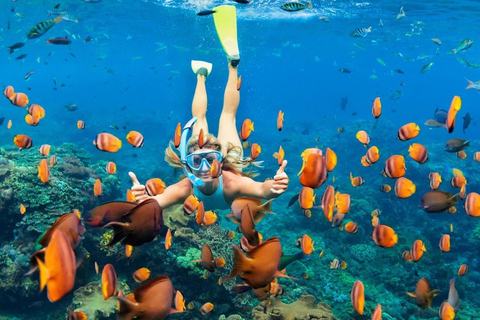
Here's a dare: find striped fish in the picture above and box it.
[349,27,372,38]
[26,16,62,39]
[280,2,312,12]
[420,62,434,73]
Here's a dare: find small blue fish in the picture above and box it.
[453,39,473,54]
[61,14,78,23]
[420,62,434,73]
[349,27,371,38]
[280,2,312,12]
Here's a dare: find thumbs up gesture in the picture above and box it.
[270,160,288,195]
[129,171,148,203]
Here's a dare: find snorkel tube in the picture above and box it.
[179,117,204,187]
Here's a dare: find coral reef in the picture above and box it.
[252,294,337,320]
[66,281,130,319]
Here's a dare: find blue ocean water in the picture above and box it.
[1,0,480,319]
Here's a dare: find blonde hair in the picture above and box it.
[164,133,257,178]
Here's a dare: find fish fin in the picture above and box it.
[225,214,240,225]
[225,244,251,282]
[260,198,274,214]
[35,257,49,292]
[393,233,398,244]
[103,221,128,246]
[274,270,297,280]
[287,194,299,208]
[406,292,416,298]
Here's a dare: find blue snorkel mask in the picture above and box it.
[179,117,204,187]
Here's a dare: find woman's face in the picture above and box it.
[186,148,223,180]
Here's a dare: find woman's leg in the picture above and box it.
[218,64,242,156]
[192,74,209,136]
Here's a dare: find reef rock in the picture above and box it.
[252,294,337,320]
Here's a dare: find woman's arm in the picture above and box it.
[227,160,289,200]
[129,172,192,209]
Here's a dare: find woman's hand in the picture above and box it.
[129,172,149,203]
[270,160,288,195]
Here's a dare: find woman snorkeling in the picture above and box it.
[129,5,288,211]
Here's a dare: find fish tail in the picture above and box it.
[225,245,250,282]
[261,198,274,213]
[35,257,48,292]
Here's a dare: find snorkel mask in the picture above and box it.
[179,117,204,187]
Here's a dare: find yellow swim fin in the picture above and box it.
[213,5,240,65]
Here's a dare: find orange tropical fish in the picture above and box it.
[448,206,457,214]
[210,158,221,178]
[10,92,29,107]
[198,128,205,149]
[165,228,172,250]
[133,267,151,283]
[93,133,122,152]
[383,155,406,178]
[273,145,284,166]
[372,97,381,118]
[183,195,199,215]
[344,221,358,233]
[14,134,33,150]
[38,159,50,184]
[126,130,144,147]
[407,277,439,309]
[25,113,39,126]
[27,104,45,123]
[300,234,314,255]
[105,161,116,174]
[351,280,364,315]
[402,250,412,262]
[366,146,380,164]
[394,177,416,198]
[20,203,26,215]
[240,119,254,141]
[39,144,51,156]
[77,120,85,129]
[146,178,166,196]
[411,239,426,262]
[94,179,102,196]
[371,304,382,320]
[446,95,461,133]
[460,184,467,200]
[330,258,347,269]
[102,264,117,300]
[321,185,335,222]
[332,212,345,228]
[474,151,480,162]
[237,75,242,91]
[335,191,351,214]
[126,189,136,202]
[298,148,327,188]
[49,155,57,167]
[439,301,455,320]
[464,192,480,217]
[174,123,182,148]
[360,155,371,167]
[68,311,87,320]
[350,172,364,187]
[325,148,337,172]
[429,172,442,190]
[94,261,99,274]
[175,290,186,312]
[397,122,420,141]
[195,201,205,225]
[125,245,133,258]
[299,187,315,210]
[450,176,466,188]
[379,184,391,193]
[7,119,12,129]
[408,143,428,164]
[202,210,217,226]
[457,264,468,276]
[356,130,370,147]
[36,229,76,302]
[200,302,214,315]
[371,216,379,227]
[3,85,15,100]
[439,234,450,252]
[277,110,284,131]
[456,150,467,159]
[250,143,261,160]
[371,224,398,247]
